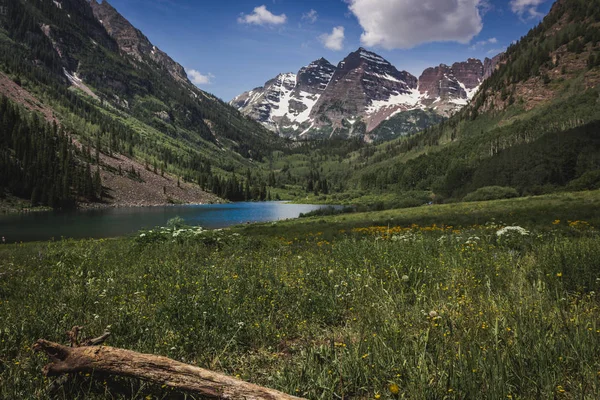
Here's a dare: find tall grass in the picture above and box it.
[0,221,599,399]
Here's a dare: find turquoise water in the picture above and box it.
[0,202,335,243]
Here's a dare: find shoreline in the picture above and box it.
[0,198,229,215]
[76,198,228,211]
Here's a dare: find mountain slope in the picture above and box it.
[0,0,279,208]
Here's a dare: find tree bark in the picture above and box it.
[33,330,305,400]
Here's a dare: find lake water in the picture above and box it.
[0,202,335,243]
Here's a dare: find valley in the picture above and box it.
[0,0,600,398]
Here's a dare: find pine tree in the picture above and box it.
[95,133,101,164]
[93,167,102,200]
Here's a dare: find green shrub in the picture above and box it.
[299,206,354,218]
[464,186,519,202]
[567,170,600,191]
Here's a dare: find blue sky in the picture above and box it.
[105,0,554,101]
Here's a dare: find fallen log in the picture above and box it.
[34,327,306,400]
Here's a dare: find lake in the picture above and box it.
[0,202,336,243]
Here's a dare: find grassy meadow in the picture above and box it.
[1,191,600,399]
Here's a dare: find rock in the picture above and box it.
[89,0,188,84]
[484,53,505,80]
[155,111,171,122]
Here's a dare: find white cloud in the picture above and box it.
[319,26,345,51]
[469,37,498,50]
[348,0,484,49]
[187,69,214,85]
[238,5,287,26]
[302,9,318,24]
[510,0,546,18]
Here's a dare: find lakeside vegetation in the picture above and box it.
[1,191,599,399]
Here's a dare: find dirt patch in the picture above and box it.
[0,72,58,124]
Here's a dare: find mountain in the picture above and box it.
[231,48,502,141]
[89,0,188,84]
[230,58,337,137]
[418,59,483,116]
[0,0,279,209]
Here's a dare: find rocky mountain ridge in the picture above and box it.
[231,58,337,136]
[89,0,189,84]
[231,49,504,140]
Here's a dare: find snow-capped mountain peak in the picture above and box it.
[230,59,336,136]
[231,48,503,140]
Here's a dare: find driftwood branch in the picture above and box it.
[34,327,305,400]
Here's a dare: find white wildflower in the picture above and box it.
[496,226,530,237]
[465,236,480,245]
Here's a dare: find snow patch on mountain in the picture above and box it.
[269,73,297,118]
[64,68,99,100]
[359,49,388,65]
[366,88,423,115]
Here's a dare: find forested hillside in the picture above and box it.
[264,0,600,206]
[0,96,99,208]
[0,0,281,208]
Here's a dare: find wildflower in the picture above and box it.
[429,310,438,318]
[328,269,334,275]
[389,383,400,395]
[556,272,563,277]
[374,393,381,399]
[496,226,529,237]
[402,275,409,282]
[465,236,480,244]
